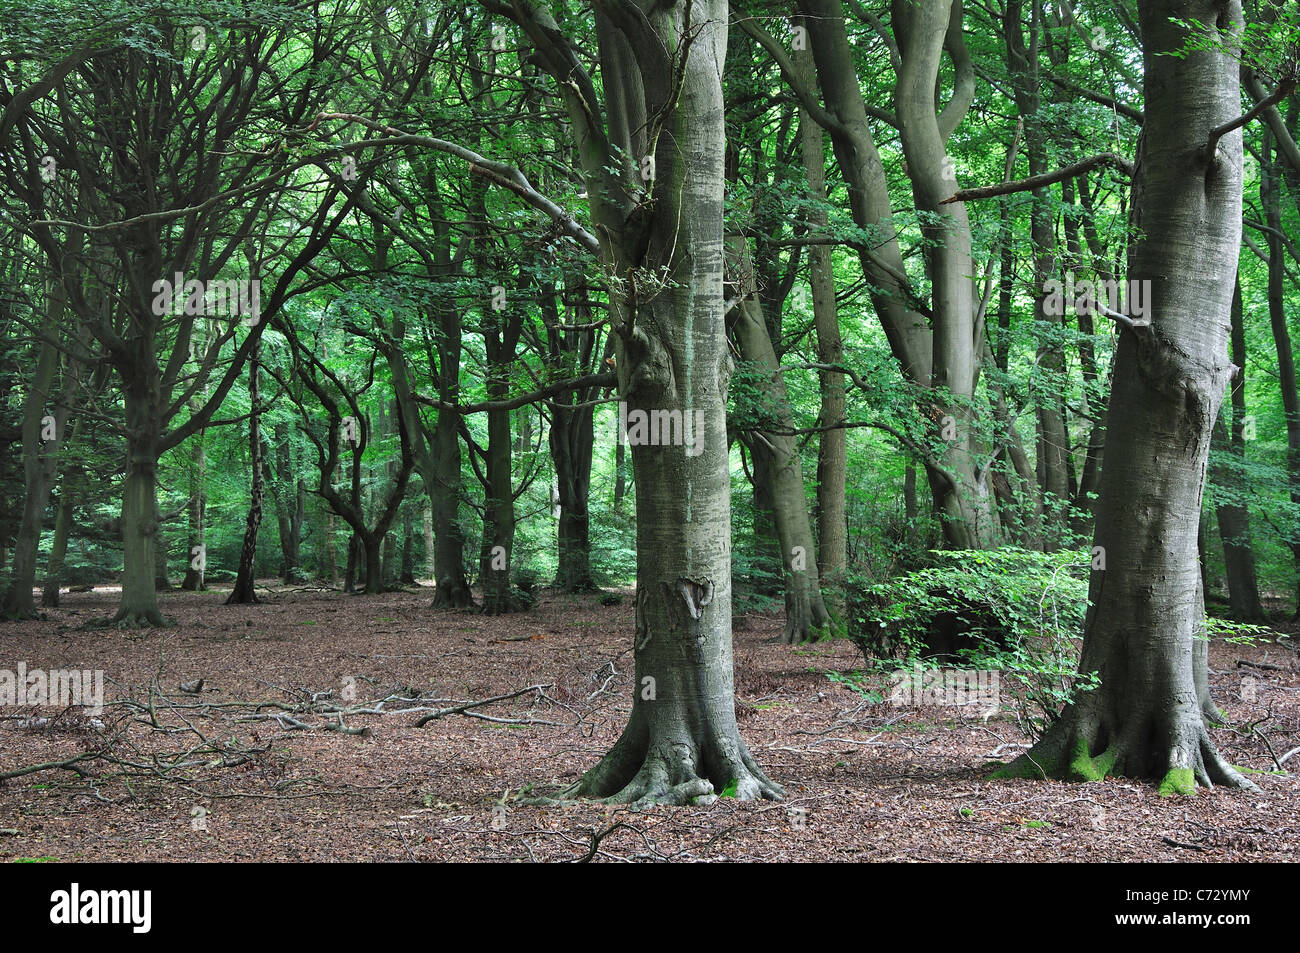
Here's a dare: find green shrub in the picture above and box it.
[837,548,1099,738]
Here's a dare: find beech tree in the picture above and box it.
[1000,0,1257,792]
[488,0,782,802]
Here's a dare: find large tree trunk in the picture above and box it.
[98,374,168,627]
[1000,0,1253,793]
[558,0,779,804]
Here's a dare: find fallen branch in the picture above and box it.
[414,684,552,727]
[0,751,101,782]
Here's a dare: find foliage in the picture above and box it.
[838,549,1099,738]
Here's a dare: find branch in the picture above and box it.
[1242,66,1300,175]
[1204,77,1298,163]
[736,18,873,134]
[414,684,552,727]
[415,371,617,414]
[942,153,1133,204]
[316,113,600,256]
[1044,74,1143,124]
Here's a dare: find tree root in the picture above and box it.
[991,707,1261,794]
[558,739,783,808]
[80,610,174,630]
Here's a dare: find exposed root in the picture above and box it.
[991,707,1261,794]
[81,609,174,630]
[561,738,783,807]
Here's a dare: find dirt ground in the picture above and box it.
[1,583,1297,862]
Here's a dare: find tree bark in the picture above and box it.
[1,287,62,618]
[728,235,830,643]
[226,338,264,604]
[1211,278,1264,620]
[1262,128,1300,617]
[1001,0,1254,793]
[797,28,847,621]
[533,0,779,803]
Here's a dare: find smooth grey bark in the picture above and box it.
[544,275,601,593]
[1002,0,1255,793]
[769,0,994,548]
[1004,0,1069,533]
[1064,175,1112,533]
[510,0,778,803]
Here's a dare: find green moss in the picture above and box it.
[719,778,739,798]
[1067,739,1117,782]
[1157,768,1197,797]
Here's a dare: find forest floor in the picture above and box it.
[1,583,1297,863]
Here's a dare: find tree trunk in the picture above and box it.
[559,0,779,804]
[102,379,168,627]
[797,32,847,621]
[227,339,264,604]
[180,434,207,591]
[551,401,598,592]
[614,431,628,510]
[41,487,74,609]
[728,235,830,643]
[431,402,470,607]
[1001,0,1254,793]
[272,420,304,584]
[1,316,61,619]
[478,400,521,614]
[362,535,383,595]
[1212,279,1264,620]
[400,507,416,585]
[1262,128,1300,617]
[423,501,435,581]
